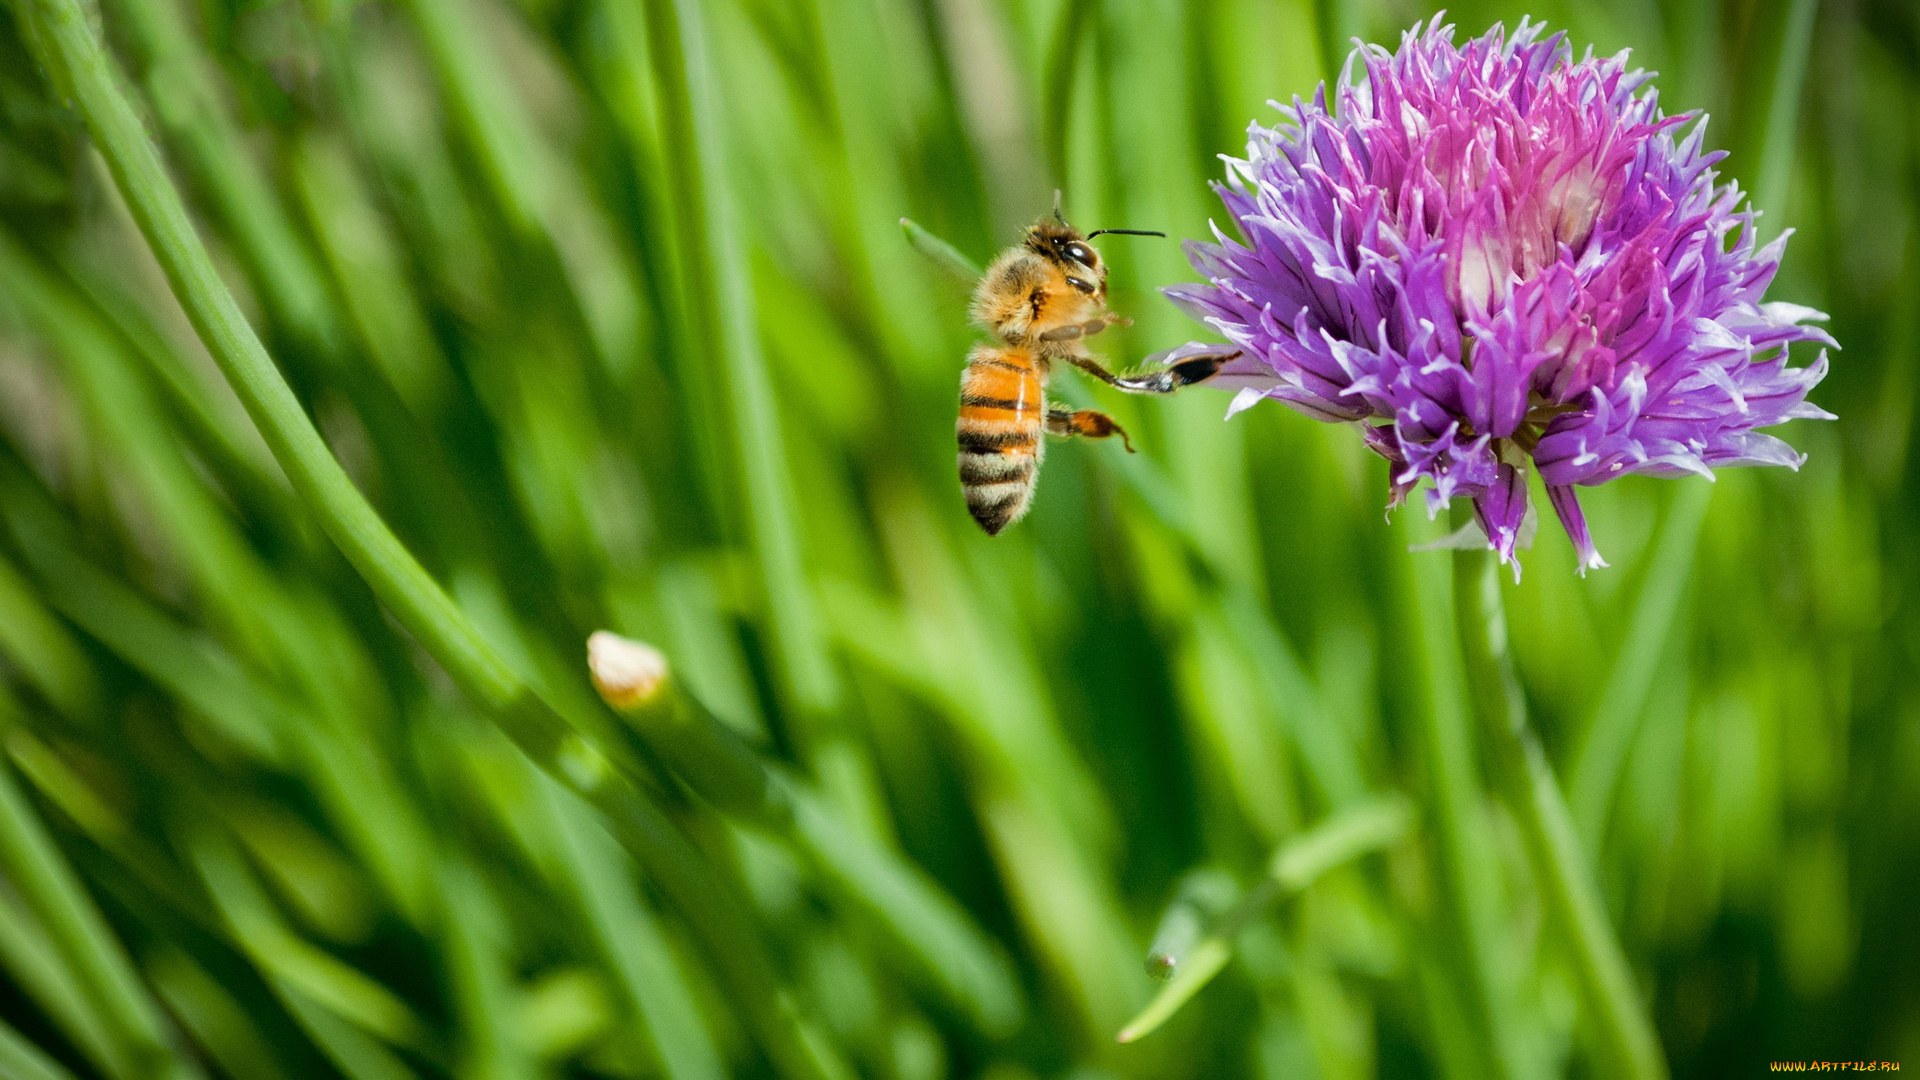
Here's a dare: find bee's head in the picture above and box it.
[1024,219,1103,282]
[1023,196,1164,297]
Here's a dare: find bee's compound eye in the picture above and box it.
[1066,276,1096,295]
[1065,243,1092,264]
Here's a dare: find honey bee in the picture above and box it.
[957,196,1238,534]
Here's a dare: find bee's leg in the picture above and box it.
[1037,314,1133,343]
[1045,407,1135,452]
[1065,349,1240,394]
[1060,353,1129,386]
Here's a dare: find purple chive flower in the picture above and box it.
[1164,17,1835,574]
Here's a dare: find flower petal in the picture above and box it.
[1547,484,1608,574]
[1473,462,1530,578]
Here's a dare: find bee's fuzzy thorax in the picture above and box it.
[968,249,1047,342]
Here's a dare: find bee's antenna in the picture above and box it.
[1085,228,1167,239]
[1052,189,1068,225]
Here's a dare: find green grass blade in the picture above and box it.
[1221,587,1370,809]
[278,992,421,1080]
[646,0,840,723]
[595,653,1025,1037]
[1,503,287,764]
[9,0,524,712]
[183,827,435,1056]
[104,0,344,357]
[291,131,453,416]
[4,14,835,1073]
[0,756,207,1080]
[0,549,99,723]
[1570,482,1710,848]
[789,784,1026,1037]
[542,783,728,1080]
[2,727,127,851]
[440,859,537,1080]
[1753,0,1821,228]
[900,218,982,282]
[1115,938,1230,1045]
[146,949,296,1080]
[1116,796,1412,1043]
[0,878,114,1072]
[0,1016,79,1080]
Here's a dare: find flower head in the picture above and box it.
[1166,17,1835,573]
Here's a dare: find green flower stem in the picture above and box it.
[1452,550,1668,1080]
[614,692,789,827]
[1115,795,1412,1043]
[9,5,831,1077]
[0,756,205,1080]
[1405,534,1530,1080]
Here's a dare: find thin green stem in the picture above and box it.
[1405,532,1529,1080]
[107,0,345,358]
[1310,0,1360,87]
[1453,550,1668,1080]
[1041,0,1094,186]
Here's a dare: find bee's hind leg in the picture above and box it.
[1046,407,1135,453]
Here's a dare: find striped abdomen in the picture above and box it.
[957,345,1046,535]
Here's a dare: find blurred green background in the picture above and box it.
[0,0,1914,1075]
